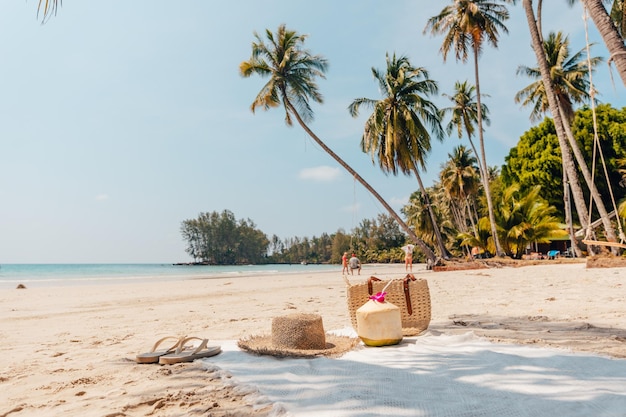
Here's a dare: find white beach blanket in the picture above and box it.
[205,331,626,417]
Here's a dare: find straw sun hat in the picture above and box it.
[237,313,359,358]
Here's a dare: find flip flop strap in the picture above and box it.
[176,337,208,354]
[150,336,182,353]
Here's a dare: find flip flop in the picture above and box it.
[158,337,221,365]
[136,335,185,364]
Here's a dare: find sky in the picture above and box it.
[1,1,625,264]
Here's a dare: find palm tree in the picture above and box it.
[424,0,516,257]
[36,0,60,22]
[440,145,481,236]
[441,80,490,168]
[440,80,489,235]
[402,191,434,246]
[403,188,455,253]
[521,1,619,252]
[240,25,436,262]
[495,184,564,258]
[515,31,602,123]
[567,0,626,88]
[458,217,495,255]
[348,53,448,259]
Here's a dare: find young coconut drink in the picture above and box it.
[356,281,403,347]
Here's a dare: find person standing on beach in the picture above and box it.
[348,253,361,275]
[401,244,415,272]
[341,252,349,275]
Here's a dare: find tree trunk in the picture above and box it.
[559,122,591,234]
[563,169,583,257]
[413,167,450,259]
[558,105,618,249]
[523,0,597,255]
[284,100,437,262]
[582,0,626,88]
[473,45,504,257]
[461,127,481,239]
[466,197,478,238]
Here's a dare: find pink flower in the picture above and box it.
[369,291,387,303]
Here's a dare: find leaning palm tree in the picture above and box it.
[521,1,619,252]
[348,53,448,259]
[424,0,515,257]
[239,25,436,262]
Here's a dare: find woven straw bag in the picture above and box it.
[344,274,431,336]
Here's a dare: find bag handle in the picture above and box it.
[366,274,418,315]
[403,274,416,315]
[367,276,381,295]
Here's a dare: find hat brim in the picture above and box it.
[238,334,359,358]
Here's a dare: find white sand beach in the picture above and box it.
[1,261,625,416]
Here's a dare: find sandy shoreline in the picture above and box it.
[1,262,625,416]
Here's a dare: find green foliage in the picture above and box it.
[494,184,564,258]
[180,210,269,265]
[457,185,564,258]
[501,118,564,213]
[180,212,411,265]
[270,215,410,264]
[439,145,481,233]
[503,105,626,222]
[350,214,408,263]
[457,217,495,255]
[270,233,336,264]
[239,24,328,126]
[402,188,459,258]
[441,80,490,141]
[349,53,443,175]
[514,31,601,123]
[571,104,626,208]
[424,0,512,64]
[349,52,448,257]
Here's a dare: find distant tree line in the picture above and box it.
[180,210,413,265]
[180,210,269,265]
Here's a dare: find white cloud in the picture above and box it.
[95,194,109,201]
[298,166,341,182]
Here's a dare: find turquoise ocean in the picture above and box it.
[0,263,340,289]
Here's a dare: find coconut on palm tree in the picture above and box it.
[425,0,516,257]
[239,25,437,262]
[348,53,449,259]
